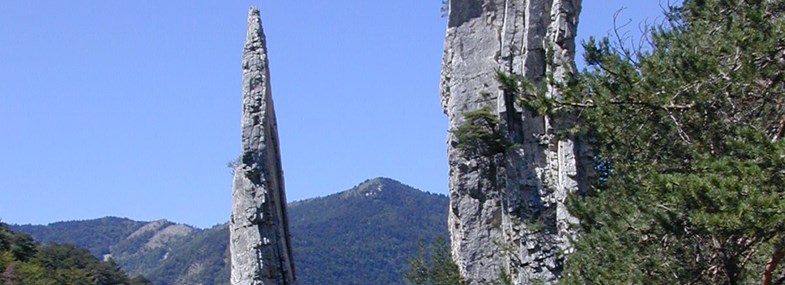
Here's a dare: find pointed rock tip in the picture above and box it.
[245,6,265,47]
[246,6,261,28]
[248,6,260,17]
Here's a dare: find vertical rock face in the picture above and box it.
[442,0,591,284]
[230,7,296,285]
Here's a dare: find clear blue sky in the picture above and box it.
[0,1,676,228]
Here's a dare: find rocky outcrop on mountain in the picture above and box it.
[126,219,194,250]
[229,7,296,285]
[12,217,205,283]
[108,220,195,275]
[441,0,592,284]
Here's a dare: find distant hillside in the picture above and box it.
[0,222,151,284]
[11,177,449,285]
[12,216,147,258]
[289,177,449,285]
[12,217,210,284]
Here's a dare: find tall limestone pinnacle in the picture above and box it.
[230,7,297,285]
[441,0,592,284]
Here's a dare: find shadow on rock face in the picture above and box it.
[448,0,483,28]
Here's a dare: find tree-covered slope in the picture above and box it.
[11,177,448,285]
[0,222,151,284]
[289,177,448,285]
[11,218,202,285]
[144,224,229,285]
[12,216,146,258]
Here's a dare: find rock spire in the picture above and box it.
[441,0,592,284]
[230,7,296,285]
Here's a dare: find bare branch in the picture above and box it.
[765,238,785,285]
[668,113,692,143]
[773,114,785,142]
[552,98,694,111]
[612,7,639,65]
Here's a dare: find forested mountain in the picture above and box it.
[0,222,150,284]
[289,177,448,284]
[13,217,208,284]
[12,217,147,259]
[11,177,448,285]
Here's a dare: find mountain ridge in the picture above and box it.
[10,177,448,285]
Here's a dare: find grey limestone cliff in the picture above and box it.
[230,7,296,285]
[441,0,592,284]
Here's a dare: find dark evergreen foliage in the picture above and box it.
[406,236,467,285]
[452,107,509,158]
[505,0,785,283]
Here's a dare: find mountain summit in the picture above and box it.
[289,177,448,284]
[338,177,428,199]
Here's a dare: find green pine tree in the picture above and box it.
[406,236,468,285]
[507,0,785,283]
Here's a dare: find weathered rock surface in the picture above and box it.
[441,0,591,284]
[124,219,194,250]
[230,7,296,285]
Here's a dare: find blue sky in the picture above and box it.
[0,1,675,228]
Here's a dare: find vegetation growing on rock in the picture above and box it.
[451,107,509,158]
